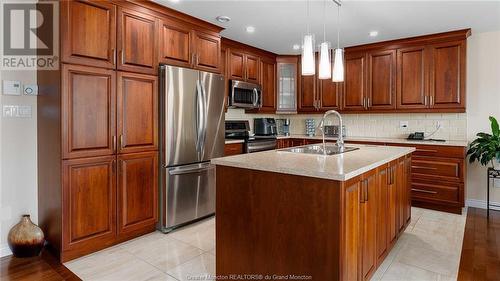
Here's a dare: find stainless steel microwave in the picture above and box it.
[228,80,262,109]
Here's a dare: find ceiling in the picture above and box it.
[153,0,500,54]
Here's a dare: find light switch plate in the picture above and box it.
[2,80,22,95]
[23,84,38,96]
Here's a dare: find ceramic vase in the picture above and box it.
[7,214,45,257]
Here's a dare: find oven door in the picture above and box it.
[229,80,262,109]
[246,139,277,153]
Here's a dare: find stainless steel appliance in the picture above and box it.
[159,65,225,232]
[225,120,277,153]
[254,118,277,136]
[228,80,262,109]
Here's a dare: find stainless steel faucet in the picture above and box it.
[318,110,344,153]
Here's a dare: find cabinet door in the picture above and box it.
[376,168,389,263]
[388,164,398,244]
[221,48,229,108]
[396,159,405,232]
[396,46,428,109]
[276,59,298,112]
[62,156,116,254]
[117,7,158,74]
[117,152,158,237]
[343,53,367,111]
[361,171,378,281]
[260,59,276,112]
[159,18,192,68]
[245,54,260,83]
[61,0,116,68]
[298,74,317,112]
[117,72,158,154]
[229,50,245,80]
[343,179,362,281]
[429,41,465,110]
[62,64,116,159]
[404,156,412,225]
[318,79,341,110]
[193,31,221,73]
[368,50,396,110]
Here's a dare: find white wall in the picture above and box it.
[0,70,38,257]
[466,30,500,208]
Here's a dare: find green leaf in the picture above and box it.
[490,116,500,137]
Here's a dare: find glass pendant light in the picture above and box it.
[301,0,315,76]
[318,0,331,79]
[332,2,344,82]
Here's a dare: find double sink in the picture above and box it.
[279,144,359,156]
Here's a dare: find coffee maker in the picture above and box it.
[254,118,277,136]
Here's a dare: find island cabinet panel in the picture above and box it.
[117,152,158,239]
[62,156,117,261]
[387,161,398,245]
[367,50,396,110]
[61,0,116,69]
[396,158,406,232]
[360,170,378,281]
[343,52,367,111]
[376,168,389,263]
[343,179,362,281]
[62,64,116,159]
[117,7,158,74]
[396,46,428,110]
[429,41,465,110]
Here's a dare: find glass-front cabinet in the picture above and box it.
[276,56,298,113]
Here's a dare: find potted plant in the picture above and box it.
[467,116,500,169]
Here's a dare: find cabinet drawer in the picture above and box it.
[411,157,463,182]
[411,144,465,158]
[224,143,244,156]
[411,180,460,203]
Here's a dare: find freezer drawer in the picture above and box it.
[161,162,215,231]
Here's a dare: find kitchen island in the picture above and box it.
[211,144,415,281]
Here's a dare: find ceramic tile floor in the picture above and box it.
[65,207,466,281]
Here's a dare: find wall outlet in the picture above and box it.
[399,121,409,129]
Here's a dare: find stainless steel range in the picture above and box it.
[225,120,277,153]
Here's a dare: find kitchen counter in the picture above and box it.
[212,144,415,181]
[276,134,468,147]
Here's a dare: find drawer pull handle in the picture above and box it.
[412,188,438,194]
[415,149,438,153]
[411,165,437,170]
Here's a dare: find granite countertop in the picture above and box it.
[276,134,468,147]
[212,144,415,181]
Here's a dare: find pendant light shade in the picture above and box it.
[332,48,344,82]
[318,42,331,79]
[301,34,315,76]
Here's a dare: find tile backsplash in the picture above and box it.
[225,109,467,141]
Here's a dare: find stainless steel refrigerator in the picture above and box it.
[159,65,225,232]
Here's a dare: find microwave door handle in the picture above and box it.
[253,88,259,107]
[195,80,203,153]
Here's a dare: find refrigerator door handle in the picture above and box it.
[195,79,204,153]
[200,81,208,155]
[168,162,215,175]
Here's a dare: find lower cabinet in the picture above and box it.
[61,152,158,261]
[344,156,411,281]
[224,142,244,156]
[117,152,158,239]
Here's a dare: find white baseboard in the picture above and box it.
[466,199,500,211]
[0,243,12,258]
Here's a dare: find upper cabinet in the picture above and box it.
[117,7,158,74]
[367,49,396,110]
[228,50,260,83]
[276,56,298,113]
[192,31,221,73]
[396,46,428,110]
[61,0,117,69]
[260,58,276,112]
[246,55,260,83]
[342,52,367,111]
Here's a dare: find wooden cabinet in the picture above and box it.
[117,72,158,154]
[159,18,192,67]
[260,58,276,112]
[387,161,398,244]
[298,73,317,112]
[224,142,244,156]
[343,178,362,281]
[61,0,117,69]
[367,50,396,110]
[117,152,158,238]
[62,64,116,159]
[246,55,260,83]
[117,7,158,74]
[343,52,367,111]
[228,50,260,82]
[193,31,221,73]
[318,78,341,110]
[396,46,428,110]
[376,167,389,263]
[62,156,117,259]
[429,41,465,110]
[160,19,221,73]
[276,56,298,113]
[361,170,378,280]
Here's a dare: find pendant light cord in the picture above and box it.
[323,0,326,41]
[306,0,310,34]
[337,5,341,49]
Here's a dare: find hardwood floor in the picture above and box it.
[0,249,80,281]
[458,207,500,281]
